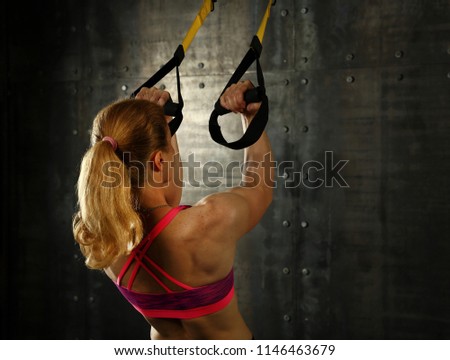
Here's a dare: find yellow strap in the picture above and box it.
[256,0,274,43]
[182,0,215,52]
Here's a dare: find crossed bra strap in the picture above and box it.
[117,205,192,292]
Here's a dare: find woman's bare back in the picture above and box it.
[105,205,252,340]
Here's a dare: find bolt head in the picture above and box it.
[395,50,404,58]
[346,76,355,83]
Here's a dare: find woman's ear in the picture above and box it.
[150,150,164,172]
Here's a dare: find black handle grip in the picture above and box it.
[163,99,180,117]
[243,86,264,104]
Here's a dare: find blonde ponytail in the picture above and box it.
[73,99,168,269]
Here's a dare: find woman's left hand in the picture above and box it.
[135,87,173,123]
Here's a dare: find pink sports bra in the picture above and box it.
[114,205,235,319]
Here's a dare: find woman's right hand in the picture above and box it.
[219,80,261,121]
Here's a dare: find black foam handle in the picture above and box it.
[163,99,180,116]
[244,86,264,104]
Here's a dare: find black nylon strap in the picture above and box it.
[130,45,184,98]
[209,36,269,150]
[130,45,184,136]
[167,66,184,135]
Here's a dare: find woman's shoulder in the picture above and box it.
[185,194,244,233]
[170,195,244,250]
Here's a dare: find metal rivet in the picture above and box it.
[283,126,290,133]
[302,126,309,133]
[301,220,309,228]
[302,268,311,276]
[283,220,291,228]
[281,9,289,16]
[283,315,291,322]
[346,53,355,61]
[301,78,309,85]
[447,72,450,79]
[199,82,205,89]
[395,50,404,58]
[346,76,355,83]
[282,172,289,179]
[198,62,205,69]
[121,85,128,91]
[73,254,79,260]
[304,317,309,322]
[284,79,290,86]
[123,66,129,72]
[301,7,309,14]
[89,296,95,303]
[72,129,78,136]
[303,57,308,63]
[397,74,404,81]
[283,267,290,275]
[73,295,79,302]
[159,84,166,90]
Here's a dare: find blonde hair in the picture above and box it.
[73,99,168,269]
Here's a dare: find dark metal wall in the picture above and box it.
[2,0,450,339]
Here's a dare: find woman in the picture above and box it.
[73,80,274,339]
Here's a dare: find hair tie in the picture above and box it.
[102,136,118,151]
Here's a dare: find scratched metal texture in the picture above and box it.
[2,0,450,339]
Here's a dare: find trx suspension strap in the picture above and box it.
[209,0,275,150]
[130,0,217,135]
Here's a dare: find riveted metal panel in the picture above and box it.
[3,0,450,340]
[294,0,383,71]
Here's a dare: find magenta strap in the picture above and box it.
[117,206,191,290]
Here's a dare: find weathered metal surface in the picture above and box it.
[2,0,450,339]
